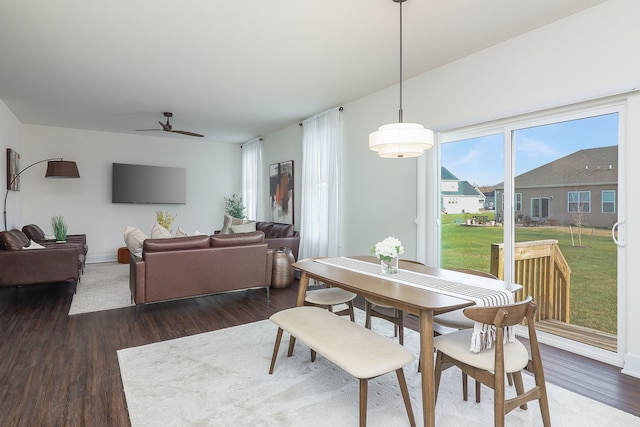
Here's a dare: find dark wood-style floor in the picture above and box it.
[1,279,639,426]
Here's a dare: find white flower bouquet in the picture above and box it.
[372,236,404,274]
[372,236,404,261]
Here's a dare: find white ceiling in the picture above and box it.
[0,0,606,143]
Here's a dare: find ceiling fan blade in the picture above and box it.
[137,113,203,137]
[172,130,205,138]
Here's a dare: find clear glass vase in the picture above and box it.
[380,256,399,274]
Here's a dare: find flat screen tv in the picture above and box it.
[112,163,186,204]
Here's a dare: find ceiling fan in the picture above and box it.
[136,112,204,138]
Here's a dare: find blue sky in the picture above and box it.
[441,113,619,187]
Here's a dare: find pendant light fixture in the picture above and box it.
[369,0,434,158]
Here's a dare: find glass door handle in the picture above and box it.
[612,220,626,247]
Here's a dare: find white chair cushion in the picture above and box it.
[433,309,475,330]
[271,306,414,379]
[365,296,395,309]
[305,288,356,305]
[433,328,529,373]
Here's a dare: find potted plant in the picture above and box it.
[156,210,177,232]
[224,194,246,219]
[51,215,68,243]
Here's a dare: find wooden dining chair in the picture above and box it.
[364,297,405,344]
[304,285,357,321]
[433,297,551,427]
[433,268,501,402]
[364,260,425,345]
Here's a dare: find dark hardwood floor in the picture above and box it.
[1,279,639,426]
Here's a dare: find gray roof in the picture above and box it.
[496,146,617,189]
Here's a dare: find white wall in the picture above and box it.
[0,100,24,225]
[16,125,242,262]
[262,0,640,375]
[260,123,302,227]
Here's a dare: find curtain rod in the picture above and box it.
[299,106,343,126]
[240,137,263,148]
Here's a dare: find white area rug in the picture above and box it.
[117,310,640,427]
[68,262,133,315]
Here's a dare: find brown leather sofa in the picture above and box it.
[0,229,81,289]
[129,231,273,318]
[22,223,88,270]
[255,222,300,260]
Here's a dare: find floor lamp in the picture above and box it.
[4,157,80,231]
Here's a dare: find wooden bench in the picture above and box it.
[269,306,416,427]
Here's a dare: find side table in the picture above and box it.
[117,247,130,264]
[271,247,295,288]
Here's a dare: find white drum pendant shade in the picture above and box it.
[369,123,434,158]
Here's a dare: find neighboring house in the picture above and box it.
[495,146,618,228]
[479,186,496,210]
[441,167,486,214]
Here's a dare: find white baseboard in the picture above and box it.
[86,254,118,264]
[622,353,640,378]
[515,325,624,367]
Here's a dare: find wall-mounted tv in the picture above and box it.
[112,163,186,204]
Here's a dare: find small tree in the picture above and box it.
[224,194,246,219]
[569,195,587,247]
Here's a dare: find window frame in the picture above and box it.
[602,189,616,214]
[568,190,592,214]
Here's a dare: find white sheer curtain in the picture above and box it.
[241,138,263,220]
[299,108,342,259]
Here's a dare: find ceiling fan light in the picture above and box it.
[369,122,434,158]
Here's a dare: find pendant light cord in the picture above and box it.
[398,0,404,123]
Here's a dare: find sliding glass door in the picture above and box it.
[432,101,626,362]
[511,113,619,351]
[440,133,504,274]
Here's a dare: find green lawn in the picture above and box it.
[440,213,617,334]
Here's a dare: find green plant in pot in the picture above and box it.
[51,215,68,242]
[224,194,246,219]
[156,210,177,232]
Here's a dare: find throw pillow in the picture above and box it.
[230,222,257,234]
[24,240,45,250]
[150,222,172,239]
[220,214,251,234]
[123,226,148,257]
[270,223,295,238]
[0,230,24,250]
[9,229,30,247]
[175,227,189,238]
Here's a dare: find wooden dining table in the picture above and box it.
[291,256,521,427]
